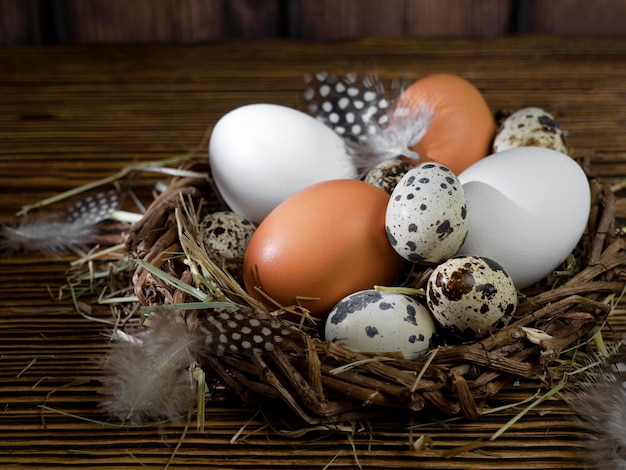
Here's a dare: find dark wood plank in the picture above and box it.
[0,37,625,469]
[56,0,280,43]
[0,0,50,44]
[5,0,626,46]
[529,0,626,35]
[289,0,515,40]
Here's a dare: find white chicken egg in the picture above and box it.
[493,107,568,154]
[325,289,437,360]
[426,255,518,339]
[385,163,469,264]
[457,146,590,289]
[209,103,357,224]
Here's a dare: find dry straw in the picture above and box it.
[75,154,625,427]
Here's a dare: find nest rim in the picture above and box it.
[122,156,625,425]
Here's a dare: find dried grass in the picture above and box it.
[50,154,626,443]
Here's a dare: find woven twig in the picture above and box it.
[127,160,626,424]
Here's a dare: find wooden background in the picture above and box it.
[2,0,626,457]
[2,0,626,45]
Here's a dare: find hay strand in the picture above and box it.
[85,157,625,425]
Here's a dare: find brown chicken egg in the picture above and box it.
[395,73,496,175]
[243,179,405,319]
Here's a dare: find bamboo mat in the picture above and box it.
[1,36,625,469]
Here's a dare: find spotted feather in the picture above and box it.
[198,306,293,356]
[0,190,119,254]
[303,71,391,142]
[303,71,433,176]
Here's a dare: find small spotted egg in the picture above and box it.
[199,211,256,281]
[493,107,568,154]
[324,289,437,360]
[385,163,469,264]
[426,255,518,339]
[364,158,414,195]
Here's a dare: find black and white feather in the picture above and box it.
[571,339,626,469]
[0,190,118,255]
[304,71,391,141]
[100,307,295,424]
[304,71,433,175]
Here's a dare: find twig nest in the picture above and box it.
[426,255,518,339]
[113,157,624,425]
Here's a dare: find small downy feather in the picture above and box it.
[303,71,433,176]
[100,313,202,424]
[346,104,433,175]
[570,339,626,468]
[0,191,118,255]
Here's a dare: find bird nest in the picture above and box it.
[104,157,626,426]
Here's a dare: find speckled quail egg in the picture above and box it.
[364,158,414,194]
[199,211,256,281]
[493,107,568,154]
[385,163,469,264]
[426,255,517,339]
[325,289,437,360]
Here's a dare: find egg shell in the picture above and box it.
[209,103,357,224]
[385,163,469,264]
[426,255,518,339]
[395,74,496,175]
[364,158,414,194]
[242,179,405,318]
[493,107,568,154]
[325,289,437,360]
[457,146,590,289]
[199,211,256,281]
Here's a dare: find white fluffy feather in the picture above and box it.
[100,314,202,424]
[347,103,433,175]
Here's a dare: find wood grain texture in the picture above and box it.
[0,0,49,44]
[4,0,626,45]
[289,0,515,39]
[529,0,626,35]
[0,37,625,468]
[57,0,279,43]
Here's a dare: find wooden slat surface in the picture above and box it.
[0,37,625,469]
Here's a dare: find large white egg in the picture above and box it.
[457,146,590,289]
[209,103,357,223]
